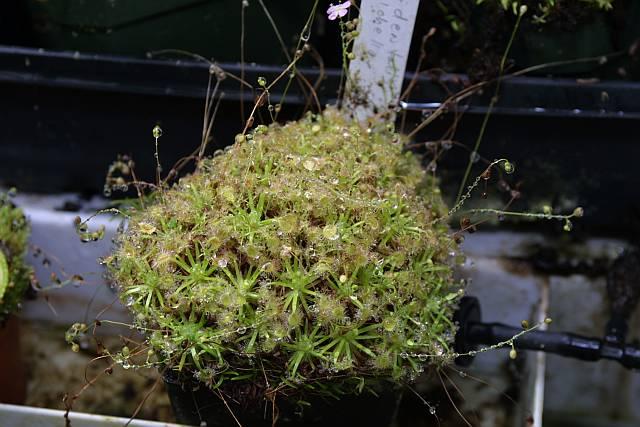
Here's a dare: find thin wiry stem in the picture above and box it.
[258,0,291,62]
[445,365,517,405]
[274,0,320,120]
[124,369,163,427]
[432,159,511,225]
[240,0,247,123]
[257,0,316,114]
[438,369,473,427]
[455,10,524,204]
[215,389,244,427]
[200,80,224,159]
[463,208,579,221]
[242,59,303,135]
[406,45,625,139]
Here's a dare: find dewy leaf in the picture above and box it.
[0,250,8,301]
[444,292,460,301]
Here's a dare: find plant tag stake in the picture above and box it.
[347,0,420,122]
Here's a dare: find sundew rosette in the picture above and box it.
[106,108,461,400]
[0,192,32,323]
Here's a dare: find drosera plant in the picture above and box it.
[102,108,465,415]
[0,189,33,323]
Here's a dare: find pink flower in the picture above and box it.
[327,1,351,20]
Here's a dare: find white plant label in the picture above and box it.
[347,0,420,121]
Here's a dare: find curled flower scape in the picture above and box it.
[327,1,351,20]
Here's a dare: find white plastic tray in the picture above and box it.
[0,403,186,427]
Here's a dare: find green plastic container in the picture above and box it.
[27,0,311,63]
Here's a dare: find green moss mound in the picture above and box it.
[107,109,461,400]
[0,192,32,323]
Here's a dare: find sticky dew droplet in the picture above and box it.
[503,161,515,174]
[563,220,573,232]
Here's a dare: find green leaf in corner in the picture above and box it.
[0,250,8,301]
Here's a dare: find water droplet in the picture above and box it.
[470,151,480,163]
[441,140,452,150]
[429,406,436,415]
[153,125,163,139]
[237,326,247,334]
[400,352,408,359]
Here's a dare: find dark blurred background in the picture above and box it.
[1,0,640,237]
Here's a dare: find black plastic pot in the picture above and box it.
[163,370,402,427]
